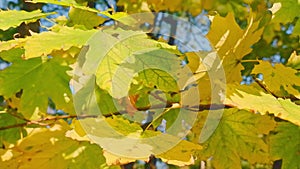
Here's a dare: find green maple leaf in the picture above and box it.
[270,122,300,169]
[0,26,97,59]
[23,26,97,59]
[0,129,107,169]
[197,108,275,169]
[0,10,53,31]
[252,61,300,99]
[0,113,27,145]
[225,83,300,126]
[0,57,73,118]
[68,7,106,29]
[272,0,300,23]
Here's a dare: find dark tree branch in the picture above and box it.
[254,78,278,98]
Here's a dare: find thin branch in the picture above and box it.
[0,103,229,131]
[0,114,98,131]
[254,78,278,98]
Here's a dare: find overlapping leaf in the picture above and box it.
[82,29,182,100]
[252,61,300,98]
[0,26,97,58]
[225,83,300,126]
[24,26,97,58]
[207,12,264,83]
[270,122,300,169]
[0,128,107,169]
[30,0,136,25]
[0,57,73,118]
[0,10,53,31]
[272,0,300,23]
[0,113,27,145]
[68,7,105,29]
[190,12,264,104]
[74,116,202,165]
[194,109,275,169]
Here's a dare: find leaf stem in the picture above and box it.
[240,60,259,63]
[254,78,278,98]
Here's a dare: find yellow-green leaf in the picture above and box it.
[0,57,73,118]
[225,83,300,126]
[0,128,107,169]
[74,116,201,163]
[252,61,300,98]
[157,139,202,166]
[30,0,136,25]
[24,26,97,58]
[197,109,275,169]
[0,10,53,31]
[68,7,106,29]
[271,0,300,33]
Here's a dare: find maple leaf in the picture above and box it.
[225,83,300,126]
[0,113,27,145]
[73,115,201,164]
[0,26,97,59]
[0,128,107,169]
[68,7,106,29]
[270,122,300,169]
[0,10,53,31]
[272,0,300,23]
[195,108,275,169]
[0,57,73,118]
[252,61,300,99]
[24,26,97,59]
[207,12,264,83]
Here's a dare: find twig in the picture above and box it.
[0,103,228,131]
[0,114,98,131]
[254,78,278,98]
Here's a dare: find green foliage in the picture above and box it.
[0,112,27,145]
[0,57,73,118]
[0,0,299,168]
[252,61,300,98]
[0,10,53,31]
[194,109,275,169]
[270,122,300,169]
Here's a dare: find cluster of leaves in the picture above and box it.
[0,0,299,168]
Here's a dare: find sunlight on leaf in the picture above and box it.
[207,12,264,83]
[0,10,53,31]
[225,83,300,126]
